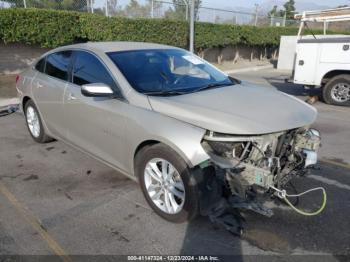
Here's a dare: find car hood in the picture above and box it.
[147,83,317,135]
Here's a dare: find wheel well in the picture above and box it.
[22,96,31,111]
[133,140,194,172]
[322,70,350,84]
[134,140,160,160]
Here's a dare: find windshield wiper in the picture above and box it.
[193,82,233,93]
[143,90,187,96]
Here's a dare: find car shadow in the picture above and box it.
[179,163,350,259]
[264,75,321,97]
[179,216,244,260]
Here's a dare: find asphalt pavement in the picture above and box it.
[0,68,349,260]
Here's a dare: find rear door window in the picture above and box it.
[35,58,46,73]
[72,51,116,89]
[45,51,72,81]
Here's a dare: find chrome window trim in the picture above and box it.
[32,48,127,103]
[69,48,127,102]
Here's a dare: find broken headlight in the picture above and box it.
[294,128,321,167]
[206,141,248,159]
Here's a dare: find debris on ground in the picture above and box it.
[0,104,19,117]
[23,174,39,181]
[305,96,319,105]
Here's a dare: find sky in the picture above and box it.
[201,0,349,9]
[2,0,344,14]
[114,0,350,11]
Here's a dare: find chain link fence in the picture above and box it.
[0,0,297,27]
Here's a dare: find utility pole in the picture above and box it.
[283,11,286,27]
[105,0,109,17]
[151,0,154,18]
[189,0,195,52]
[185,4,189,21]
[270,14,274,26]
[254,4,259,26]
[23,0,27,8]
[182,0,189,21]
[91,0,94,13]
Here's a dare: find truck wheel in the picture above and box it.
[322,74,350,106]
[135,143,200,223]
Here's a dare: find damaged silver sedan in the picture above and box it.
[17,42,323,233]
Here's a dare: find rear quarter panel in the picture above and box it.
[16,67,37,112]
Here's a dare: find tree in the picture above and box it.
[268,0,295,19]
[125,0,149,17]
[283,0,295,19]
[165,0,201,21]
[106,0,125,16]
[164,0,187,20]
[147,0,162,17]
[268,5,278,17]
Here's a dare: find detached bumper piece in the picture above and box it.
[196,167,273,236]
[207,198,244,236]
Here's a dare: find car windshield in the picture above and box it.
[107,49,234,95]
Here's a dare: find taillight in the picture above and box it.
[15,75,20,84]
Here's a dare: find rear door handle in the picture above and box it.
[37,83,43,88]
[67,93,77,100]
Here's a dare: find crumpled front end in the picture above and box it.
[201,127,321,199]
[197,127,321,234]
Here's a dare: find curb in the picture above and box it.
[223,64,274,75]
[0,98,20,108]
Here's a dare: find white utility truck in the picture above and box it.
[292,8,350,106]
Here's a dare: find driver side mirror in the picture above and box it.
[81,83,114,97]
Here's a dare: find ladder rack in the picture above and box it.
[294,7,350,23]
[295,7,350,38]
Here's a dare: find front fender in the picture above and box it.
[125,106,210,175]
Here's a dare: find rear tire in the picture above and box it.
[24,100,53,143]
[322,74,350,106]
[135,143,200,223]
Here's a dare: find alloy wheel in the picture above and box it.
[144,158,185,214]
[26,106,40,138]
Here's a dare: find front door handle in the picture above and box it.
[67,93,77,100]
[37,83,43,88]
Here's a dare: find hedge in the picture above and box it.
[0,8,347,49]
[0,8,80,47]
[79,13,188,48]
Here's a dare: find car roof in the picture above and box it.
[58,41,179,53]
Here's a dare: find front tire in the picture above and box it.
[135,143,200,223]
[24,100,53,143]
[322,74,350,106]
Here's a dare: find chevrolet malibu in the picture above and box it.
[17,42,321,225]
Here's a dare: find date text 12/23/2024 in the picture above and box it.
[127,256,220,261]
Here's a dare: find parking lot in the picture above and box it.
[0,67,349,260]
